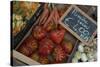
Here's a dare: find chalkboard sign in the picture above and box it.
[59,5,97,45]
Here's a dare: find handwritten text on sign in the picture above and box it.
[62,7,97,42]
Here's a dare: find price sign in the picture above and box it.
[59,5,97,45]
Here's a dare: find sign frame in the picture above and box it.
[59,5,97,45]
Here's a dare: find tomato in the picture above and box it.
[50,29,65,44]
[30,52,39,61]
[17,44,33,56]
[25,35,38,52]
[39,56,49,64]
[53,45,66,62]
[32,26,46,40]
[62,41,73,54]
[39,38,54,56]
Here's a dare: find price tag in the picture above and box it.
[59,5,97,45]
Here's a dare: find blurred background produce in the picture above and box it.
[12,1,39,36]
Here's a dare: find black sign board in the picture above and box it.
[59,5,97,45]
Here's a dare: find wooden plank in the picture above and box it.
[13,50,40,65]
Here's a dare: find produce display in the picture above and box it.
[17,23,74,64]
[16,3,75,64]
[12,1,40,36]
[12,2,97,65]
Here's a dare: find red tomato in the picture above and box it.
[25,36,38,52]
[39,38,54,56]
[53,45,66,62]
[17,44,33,56]
[50,29,65,44]
[32,26,46,40]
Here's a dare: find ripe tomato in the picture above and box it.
[32,26,46,40]
[39,38,54,56]
[50,29,65,44]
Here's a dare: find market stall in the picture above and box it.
[11,1,97,66]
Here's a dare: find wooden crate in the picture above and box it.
[12,6,79,64]
[13,31,79,65]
